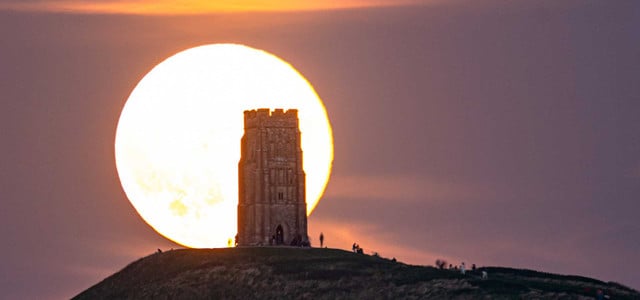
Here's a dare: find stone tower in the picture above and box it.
[237,108,308,246]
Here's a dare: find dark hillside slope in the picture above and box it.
[74,247,638,299]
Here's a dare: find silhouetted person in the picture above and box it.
[352,243,357,252]
[472,264,476,271]
[276,226,284,245]
[357,247,364,254]
[319,232,324,248]
[392,257,397,262]
[460,262,466,275]
[596,289,604,300]
[157,248,162,254]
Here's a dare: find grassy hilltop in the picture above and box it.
[73,247,638,299]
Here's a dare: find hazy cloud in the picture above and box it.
[324,174,497,203]
[0,0,436,14]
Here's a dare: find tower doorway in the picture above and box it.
[275,225,284,245]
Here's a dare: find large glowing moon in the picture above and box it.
[114,44,333,248]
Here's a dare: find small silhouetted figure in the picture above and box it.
[352,242,357,252]
[157,248,162,254]
[357,247,364,254]
[392,257,397,262]
[275,226,284,245]
[482,271,488,280]
[472,264,476,271]
[449,264,453,270]
[596,289,604,300]
[319,232,324,248]
[460,262,466,275]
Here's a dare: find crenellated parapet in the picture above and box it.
[244,108,299,129]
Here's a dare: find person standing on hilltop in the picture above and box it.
[319,232,324,248]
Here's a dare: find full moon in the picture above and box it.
[114,44,333,248]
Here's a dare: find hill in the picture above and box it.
[73,247,638,299]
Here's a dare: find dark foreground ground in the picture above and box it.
[74,247,638,299]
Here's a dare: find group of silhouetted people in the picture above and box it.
[448,262,472,273]
[445,262,488,279]
[288,234,310,247]
[352,242,364,254]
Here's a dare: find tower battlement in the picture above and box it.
[244,108,299,129]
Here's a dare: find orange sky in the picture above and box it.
[0,0,427,14]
